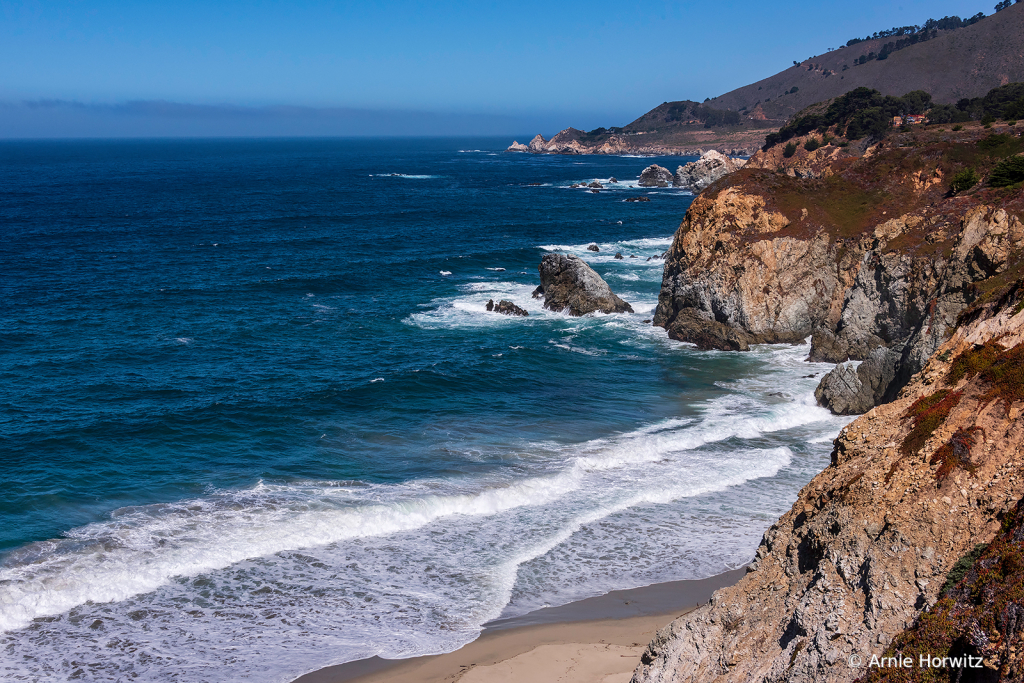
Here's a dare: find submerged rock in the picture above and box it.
[673,150,746,192]
[638,164,674,187]
[535,254,633,316]
[614,252,624,260]
[624,196,651,203]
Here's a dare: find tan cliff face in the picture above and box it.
[632,294,1024,683]
[654,124,1024,410]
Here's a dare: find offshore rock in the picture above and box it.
[506,140,529,152]
[638,165,674,187]
[536,254,633,316]
[672,150,746,192]
[625,196,651,203]
[493,300,528,316]
[587,244,600,252]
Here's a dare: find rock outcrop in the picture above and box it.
[673,150,747,192]
[506,141,529,152]
[653,125,1024,412]
[639,165,675,187]
[632,292,1024,683]
[536,254,634,316]
[489,299,528,316]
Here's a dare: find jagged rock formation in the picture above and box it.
[506,141,529,152]
[673,151,747,192]
[639,165,675,187]
[536,254,634,316]
[653,124,1024,408]
[632,292,1024,683]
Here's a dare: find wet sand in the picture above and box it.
[293,569,744,683]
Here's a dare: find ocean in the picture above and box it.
[0,137,850,681]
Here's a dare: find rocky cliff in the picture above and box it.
[653,122,1024,413]
[633,288,1024,683]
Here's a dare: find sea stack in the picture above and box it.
[535,253,633,316]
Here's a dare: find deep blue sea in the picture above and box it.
[0,138,850,682]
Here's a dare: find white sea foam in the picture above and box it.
[373,174,440,179]
[1,297,849,681]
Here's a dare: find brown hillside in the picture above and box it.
[709,2,1024,123]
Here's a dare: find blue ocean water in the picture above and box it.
[0,138,850,682]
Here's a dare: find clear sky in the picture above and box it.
[0,0,999,137]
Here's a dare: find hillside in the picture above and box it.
[512,3,1024,156]
[710,1,1024,122]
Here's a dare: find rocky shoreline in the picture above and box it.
[506,128,761,157]
[627,119,1024,681]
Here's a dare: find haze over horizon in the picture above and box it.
[0,0,1000,138]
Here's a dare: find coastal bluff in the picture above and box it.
[632,296,1024,682]
[632,117,1024,681]
[652,122,1024,415]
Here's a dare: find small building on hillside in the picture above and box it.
[892,116,903,126]
[906,114,927,124]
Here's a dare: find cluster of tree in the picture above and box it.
[844,8,1001,50]
[928,83,1024,123]
[846,25,920,47]
[763,88,932,148]
[585,126,624,136]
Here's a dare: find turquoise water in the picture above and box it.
[0,138,849,681]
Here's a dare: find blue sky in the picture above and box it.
[0,0,998,137]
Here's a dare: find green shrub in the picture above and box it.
[950,168,980,193]
[783,142,797,158]
[804,138,821,151]
[990,155,1024,187]
[953,124,964,131]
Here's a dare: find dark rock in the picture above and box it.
[486,299,494,311]
[590,189,600,194]
[531,285,545,299]
[624,196,651,203]
[643,319,652,323]
[614,253,624,260]
[609,177,618,183]
[493,300,529,316]
[638,164,674,188]
[630,255,637,258]
[588,181,603,189]
[537,253,634,316]
[814,346,898,415]
[587,244,600,252]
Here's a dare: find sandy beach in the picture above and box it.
[294,569,744,683]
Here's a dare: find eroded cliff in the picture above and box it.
[633,287,1024,683]
[653,123,1024,412]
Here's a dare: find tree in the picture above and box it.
[989,156,1024,187]
[783,142,798,158]
[950,168,980,193]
